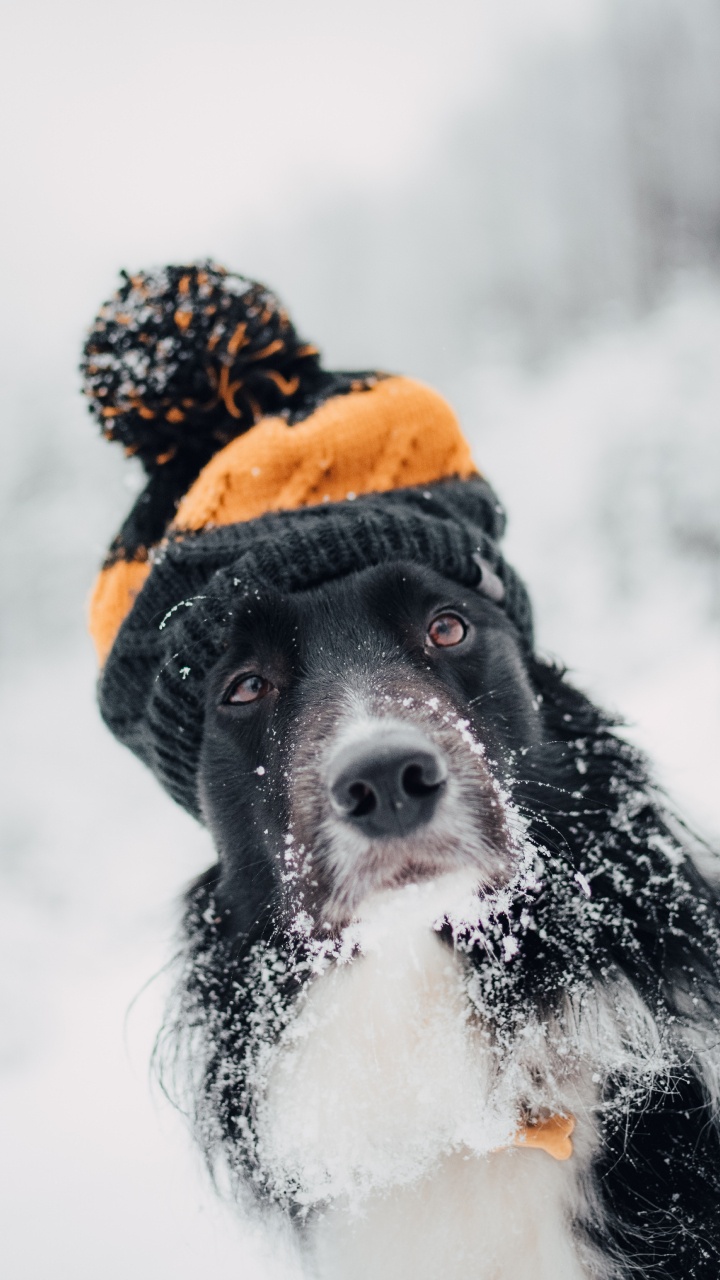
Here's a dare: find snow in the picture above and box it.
[258,884,512,1206]
[0,652,301,1278]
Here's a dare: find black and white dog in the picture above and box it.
[161,559,720,1279]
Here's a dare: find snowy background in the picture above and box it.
[1,0,719,1275]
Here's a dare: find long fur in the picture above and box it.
[157,570,720,1278]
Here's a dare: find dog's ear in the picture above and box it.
[472,554,506,604]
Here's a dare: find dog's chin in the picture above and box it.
[315,831,514,931]
[351,866,489,935]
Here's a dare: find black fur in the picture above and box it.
[160,562,720,1276]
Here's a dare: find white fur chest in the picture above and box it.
[254,879,601,1280]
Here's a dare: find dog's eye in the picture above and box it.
[224,674,273,705]
[427,613,467,648]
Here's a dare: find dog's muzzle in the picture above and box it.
[327,727,448,838]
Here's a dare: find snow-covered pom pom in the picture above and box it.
[81,262,323,471]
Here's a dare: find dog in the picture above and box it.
[81,262,720,1279]
[159,558,720,1280]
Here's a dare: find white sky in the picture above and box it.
[0,0,601,385]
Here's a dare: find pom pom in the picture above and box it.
[81,263,324,471]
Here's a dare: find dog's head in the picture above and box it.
[198,561,540,935]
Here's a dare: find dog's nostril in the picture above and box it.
[347,782,377,817]
[401,762,444,798]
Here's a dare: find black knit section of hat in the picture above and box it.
[98,477,532,817]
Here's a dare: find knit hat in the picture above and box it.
[82,262,532,817]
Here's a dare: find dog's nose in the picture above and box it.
[327,728,448,837]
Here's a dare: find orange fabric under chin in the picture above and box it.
[88,376,479,665]
[512,1113,575,1161]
